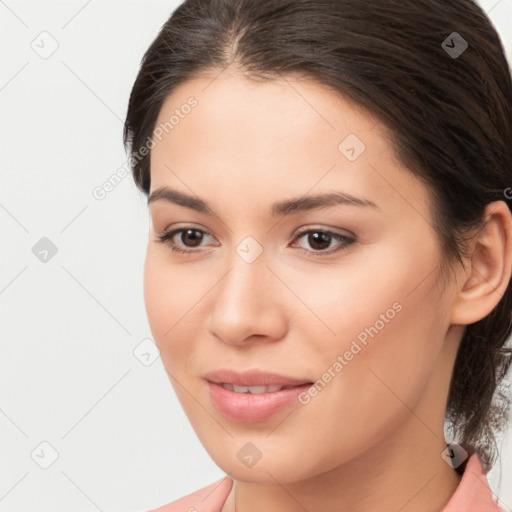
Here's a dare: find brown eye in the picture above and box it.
[293,229,355,255]
[306,232,332,251]
[179,229,204,247]
[156,227,215,254]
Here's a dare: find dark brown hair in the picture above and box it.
[123,0,512,471]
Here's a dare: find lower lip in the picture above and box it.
[206,381,312,422]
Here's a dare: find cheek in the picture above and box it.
[315,235,445,360]
[300,244,448,419]
[279,280,448,473]
[143,247,200,364]
[285,254,430,356]
[319,270,446,427]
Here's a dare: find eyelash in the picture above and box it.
[156,226,356,256]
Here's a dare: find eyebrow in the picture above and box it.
[147,186,380,216]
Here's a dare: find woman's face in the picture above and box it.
[145,70,462,482]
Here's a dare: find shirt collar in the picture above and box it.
[441,450,502,511]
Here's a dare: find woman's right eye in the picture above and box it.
[156,227,216,254]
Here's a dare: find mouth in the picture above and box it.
[214,383,313,393]
[203,369,314,422]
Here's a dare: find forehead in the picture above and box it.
[152,70,383,155]
[148,71,432,223]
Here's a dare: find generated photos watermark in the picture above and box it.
[92,96,198,201]
[298,301,403,405]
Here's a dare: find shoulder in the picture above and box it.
[146,476,233,512]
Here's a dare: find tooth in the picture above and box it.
[247,385,268,394]
[225,384,286,393]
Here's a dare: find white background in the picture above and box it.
[1,1,512,511]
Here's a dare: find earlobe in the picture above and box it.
[450,200,512,326]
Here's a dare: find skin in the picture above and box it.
[144,68,512,512]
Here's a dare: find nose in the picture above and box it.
[207,245,288,347]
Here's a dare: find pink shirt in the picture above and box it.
[147,452,502,512]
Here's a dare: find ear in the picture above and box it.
[450,200,512,326]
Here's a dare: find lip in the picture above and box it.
[203,368,312,387]
[203,369,313,422]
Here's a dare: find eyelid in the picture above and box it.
[293,224,355,238]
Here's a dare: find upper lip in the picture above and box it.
[203,369,313,387]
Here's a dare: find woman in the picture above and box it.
[123,0,512,510]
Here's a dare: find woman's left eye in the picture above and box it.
[292,229,356,255]
[156,227,355,256]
